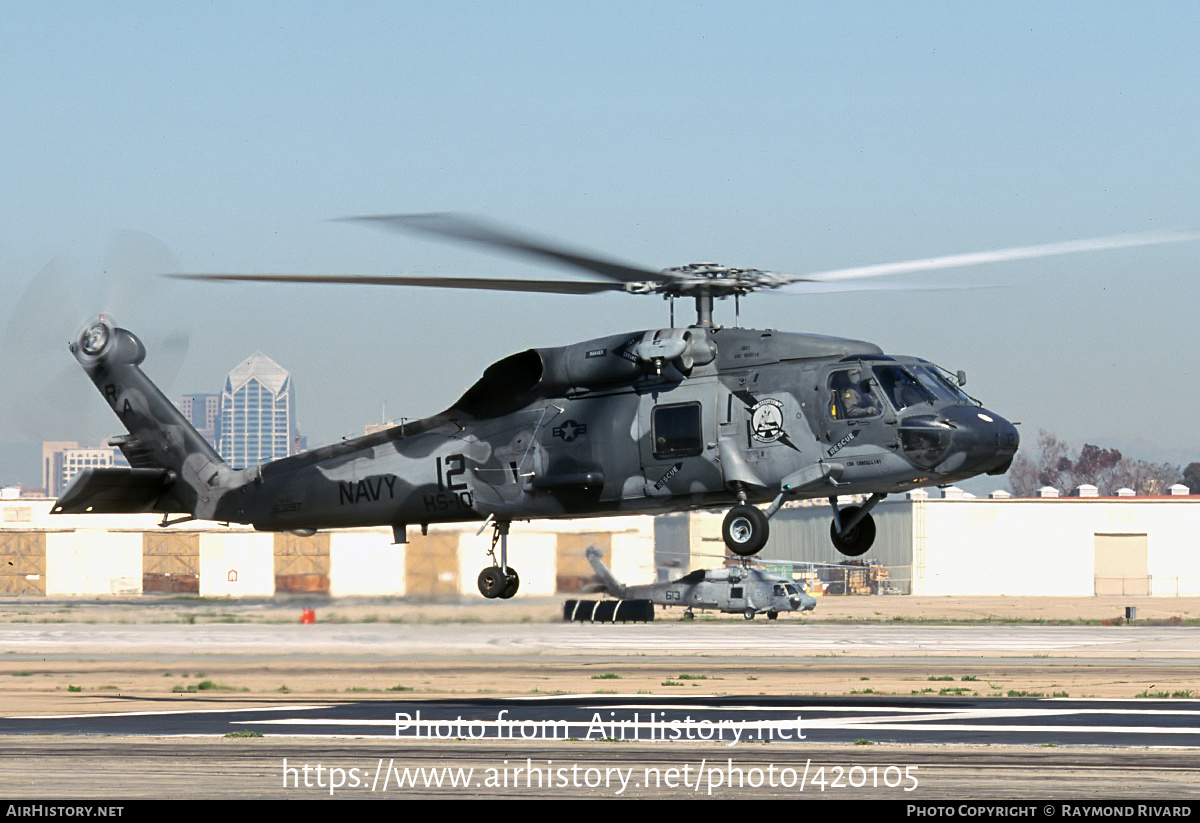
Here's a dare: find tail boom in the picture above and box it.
[585,546,628,598]
[54,318,243,520]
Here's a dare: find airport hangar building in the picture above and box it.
[0,487,1197,599]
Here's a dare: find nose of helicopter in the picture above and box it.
[935,406,1020,476]
[898,406,1019,476]
[792,591,817,612]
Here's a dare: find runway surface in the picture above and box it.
[5,694,1200,748]
[2,612,1198,799]
[4,621,1197,656]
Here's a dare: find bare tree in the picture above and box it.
[1007,430,1180,496]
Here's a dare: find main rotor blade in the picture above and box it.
[343,213,669,285]
[787,229,1200,284]
[776,280,996,295]
[168,272,628,295]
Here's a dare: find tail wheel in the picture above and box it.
[722,505,769,556]
[831,505,876,557]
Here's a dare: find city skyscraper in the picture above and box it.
[42,441,127,498]
[174,393,220,449]
[218,352,298,469]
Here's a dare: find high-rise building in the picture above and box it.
[43,440,128,498]
[174,393,220,449]
[218,352,299,469]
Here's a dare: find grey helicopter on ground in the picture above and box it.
[584,546,817,620]
[52,215,1199,599]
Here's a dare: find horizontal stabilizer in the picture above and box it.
[52,467,175,514]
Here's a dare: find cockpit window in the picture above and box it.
[912,365,972,405]
[828,369,882,419]
[873,365,935,411]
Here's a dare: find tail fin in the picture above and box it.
[52,317,242,519]
[585,546,627,598]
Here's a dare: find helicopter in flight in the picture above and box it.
[52,215,1197,599]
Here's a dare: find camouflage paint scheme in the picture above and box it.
[54,318,1017,571]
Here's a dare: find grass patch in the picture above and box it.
[224,731,263,738]
[1136,690,1194,699]
[591,673,621,680]
[173,679,239,693]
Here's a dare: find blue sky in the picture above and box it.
[3,1,1199,488]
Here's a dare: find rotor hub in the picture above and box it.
[649,263,788,299]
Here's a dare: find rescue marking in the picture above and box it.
[826,430,858,457]
[653,462,683,490]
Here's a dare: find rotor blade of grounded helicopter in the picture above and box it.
[341,213,672,286]
[659,549,854,569]
[167,272,628,295]
[777,228,1200,289]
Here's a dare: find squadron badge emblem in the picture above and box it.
[749,398,785,443]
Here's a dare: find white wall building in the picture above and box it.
[2,490,1197,598]
[740,490,1200,596]
[0,497,654,598]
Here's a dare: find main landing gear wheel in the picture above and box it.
[478,566,520,599]
[478,567,507,599]
[743,609,756,620]
[831,505,876,557]
[499,567,519,599]
[722,505,769,556]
